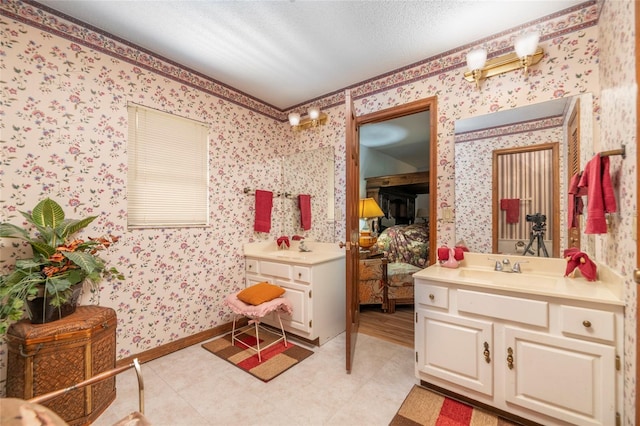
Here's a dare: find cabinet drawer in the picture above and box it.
[245,259,259,274]
[416,283,448,309]
[457,290,548,327]
[259,261,291,279]
[560,305,615,343]
[293,265,311,283]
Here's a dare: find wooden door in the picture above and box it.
[635,2,640,422]
[345,89,360,373]
[567,100,581,249]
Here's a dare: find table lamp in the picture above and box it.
[359,198,384,249]
[416,208,429,223]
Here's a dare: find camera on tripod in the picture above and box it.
[526,213,546,231]
[523,212,549,257]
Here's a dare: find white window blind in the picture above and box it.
[127,103,209,227]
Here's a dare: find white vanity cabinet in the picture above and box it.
[414,276,624,426]
[245,255,345,345]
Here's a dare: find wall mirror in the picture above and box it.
[492,143,559,257]
[281,147,335,242]
[454,93,594,258]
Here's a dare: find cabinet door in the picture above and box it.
[416,309,493,396]
[246,273,266,287]
[504,327,616,426]
[270,279,310,334]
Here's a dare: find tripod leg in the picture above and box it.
[522,233,536,256]
[539,234,549,257]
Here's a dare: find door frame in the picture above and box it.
[355,97,438,266]
[344,96,438,373]
[635,1,639,423]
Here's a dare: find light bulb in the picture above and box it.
[288,113,300,126]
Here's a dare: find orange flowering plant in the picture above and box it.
[0,198,123,334]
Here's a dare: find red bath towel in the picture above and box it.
[298,194,311,231]
[500,198,520,224]
[254,190,273,233]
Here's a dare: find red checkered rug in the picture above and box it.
[390,385,520,426]
[202,330,313,382]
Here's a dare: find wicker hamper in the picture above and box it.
[6,306,117,426]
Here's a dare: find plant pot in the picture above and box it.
[27,284,83,324]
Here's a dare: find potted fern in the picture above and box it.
[0,198,122,335]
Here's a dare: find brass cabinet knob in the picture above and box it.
[483,342,491,363]
[429,294,435,301]
[583,320,592,328]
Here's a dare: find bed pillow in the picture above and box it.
[237,282,285,305]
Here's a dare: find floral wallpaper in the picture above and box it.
[1,1,637,422]
[597,1,638,424]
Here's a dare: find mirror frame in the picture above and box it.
[491,142,560,257]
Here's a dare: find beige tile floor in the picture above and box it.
[93,332,417,426]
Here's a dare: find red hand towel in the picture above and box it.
[254,190,273,233]
[564,248,597,281]
[500,198,520,224]
[578,155,617,234]
[298,194,312,231]
[577,253,597,281]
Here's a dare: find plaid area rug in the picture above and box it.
[201,329,313,382]
[390,385,520,426]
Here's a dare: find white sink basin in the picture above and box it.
[275,253,308,260]
[456,268,558,288]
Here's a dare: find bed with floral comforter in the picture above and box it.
[376,223,429,268]
[359,223,428,313]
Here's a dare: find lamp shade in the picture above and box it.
[359,198,384,219]
[308,107,320,120]
[514,31,540,57]
[416,208,428,218]
[466,48,487,71]
[288,113,301,126]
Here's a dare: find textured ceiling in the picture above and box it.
[35,0,585,110]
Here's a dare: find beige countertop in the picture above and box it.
[414,252,624,306]
[244,241,345,265]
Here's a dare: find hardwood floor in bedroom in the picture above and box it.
[358,304,414,347]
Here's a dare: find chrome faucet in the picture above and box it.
[511,261,529,273]
[488,257,527,273]
[488,258,504,271]
[299,240,311,252]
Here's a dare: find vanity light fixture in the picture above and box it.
[288,106,328,131]
[464,31,544,89]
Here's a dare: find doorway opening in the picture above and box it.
[354,98,437,348]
